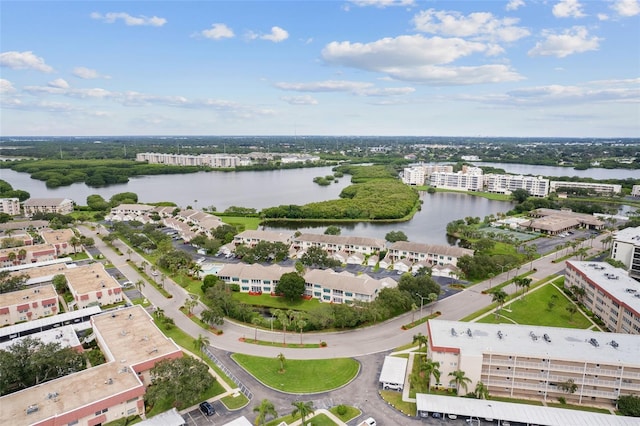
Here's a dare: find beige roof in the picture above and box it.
[0,220,49,232]
[522,217,579,232]
[235,229,294,243]
[530,208,604,226]
[303,269,393,296]
[389,241,473,258]
[64,263,120,295]
[218,263,295,281]
[0,243,57,258]
[0,284,57,307]
[294,233,386,249]
[112,203,154,211]
[41,228,75,244]
[9,263,72,282]
[23,198,72,207]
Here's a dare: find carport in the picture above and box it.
[378,355,407,390]
[416,394,637,425]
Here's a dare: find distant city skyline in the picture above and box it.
[1,0,639,138]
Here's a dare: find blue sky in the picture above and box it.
[1,0,639,138]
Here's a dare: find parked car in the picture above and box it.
[199,401,215,416]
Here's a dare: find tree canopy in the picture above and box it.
[145,356,214,409]
[275,272,306,301]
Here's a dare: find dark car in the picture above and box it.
[199,401,215,416]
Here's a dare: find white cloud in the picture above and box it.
[281,95,319,105]
[73,66,110,79]
[90,12,166,26]
[413,9,530,42]
[552,0,586,18]
[0,79,16,94]
[528,26,600,58]
[597,13,610,20]
[275,80,416,96]
[48,78,69,89]
[506,0,525,11]
[199,23,235,40]
[611,0,640,16]
[260,26,289,43]
[0,51,54,73]
[380,64,523,85]
[347,0,415,8]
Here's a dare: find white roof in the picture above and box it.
[138,408,185,426]
[222,416,253,426]
[428,320,640,366]
[378,355,407,385]
[0,305,101,340]
[416,394,638,426]
[613,226,640,245]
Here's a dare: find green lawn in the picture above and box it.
[221,216,262,230]
[232,292,322,311]
[478,284,592,329]
[232,354,359,393]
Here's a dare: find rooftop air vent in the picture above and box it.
[589,338,599,347]
[451,328,457,337]
[610,340,619,349]
[467,328,472,337]
[543,334,551,343]
[529,331,538,341]
[497,330,503,340]
[26,405,39,415]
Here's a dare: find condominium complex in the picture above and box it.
[549,181,622,195]
[0,305,182,426]
[387,241,473,267]
[0,285,58,326]
[401,164,453,186]
[0,197,21,216]
[632,185,640,197]
[64,264,124,310]
[233,229,295,247]
[611,226,640,278]
[426,319,640,406]
[429,166,484,191]
[522,208,604,235]
[292,233,386,256]
[136,152,251,168]
[485,174,550,197]
[564,261,640,334]
[22,198,74,218]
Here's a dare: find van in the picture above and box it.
[360,417,376,426]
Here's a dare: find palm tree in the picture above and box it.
[428,292,439,314]
[160,273,166,288]
[559,378,578,394]
[126,248,133,260]
[491,290,508,319]
[17,248,27,262]
[253,399,277,426]
[291,400,315,426]
[474,381,489,399]
[184,298,197,315]
[448,369,472,395]
[566,303,578,320]
[193,333,210,351]
[277,352,286,372]
[296,318,307,345]
[413,332,428,351]
[7,251,17,265]
[421,359,441,392]
[273,309,290,345]
[252,317,262,342]
[135,279,145,294]
[154,307,165,319]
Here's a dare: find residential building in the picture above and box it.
[174,209,224,238]
[611,226,640,278]
[65,264,124,309]
[22,198,74,218]
[387,241,473,268]
[0,197,21,216]
[521,208,605,235]
[426,319,640,406]
[0,305,182,426]
[485,174,549,197]
[402,164,453,186]
[105,203,155,222]
[0,285,58,326]
[564,261,640,334]
[0,244,58,268]
[0,220,49,234]
[136,152,251,168]
[40,228,76,256]
[631,185,640,197]
[292,233,386,256]
[234,230,294,247]
[303,269,396,304]
[0,232,33,247]
[429,166,483,191]
[217,263,295,294]
[549,181,622,195]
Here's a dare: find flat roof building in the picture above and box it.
[388,241,473,268]
[0,284,58,326]
[22,198,74,218]
[64,264,124,309]
[611,226,640,279]
[426,319,640,407]
[564,261,640,334]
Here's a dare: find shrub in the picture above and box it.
[558,397,566,405]
[336,404,347,415]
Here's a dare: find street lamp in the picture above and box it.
[499,263,511,280]
[415,293,427,317]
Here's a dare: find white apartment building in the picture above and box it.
[135,152,251,168]
[0,197,21,216]
[233,229,295,247]
[550,181,622,195]
[429,166,484,192]
[0,285,58,326]
[611,226,640,278]
[292,233,386,256]
[0,244,59,268]
[65,264,124,309]
[217,263,295,294]
[632,185,640,197]
[388,241,473,268]
[427,319,640,406]
[303,269,396,304]
[486,174,549,197]
[402,164,453,186]
[564,261,640,334]
[22,198,74,218]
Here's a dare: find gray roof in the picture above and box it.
[389,241,473,258]
[138,408,185,426]
[303,269,394,296]
[379,356,407,385]
[23,198,72,206]
[416,394,638,426]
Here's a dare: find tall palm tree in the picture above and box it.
[135,279,145,294]
[193,334,210,351]
[69,235,82,253]
[277,352,286,372]
[428,292,439,314]
[252,317,262,342]
[491,290,508,319]
[273,309,290,345]
[448,370,472,395]
[253,399,277,426]
[421,358,441,392]
[160,273,166,288]
[291,400,315,426]
[474,381,489,399]
[413,332,428,351]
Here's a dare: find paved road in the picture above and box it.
[78,225,610,425]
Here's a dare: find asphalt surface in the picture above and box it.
[78,224,611,425]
